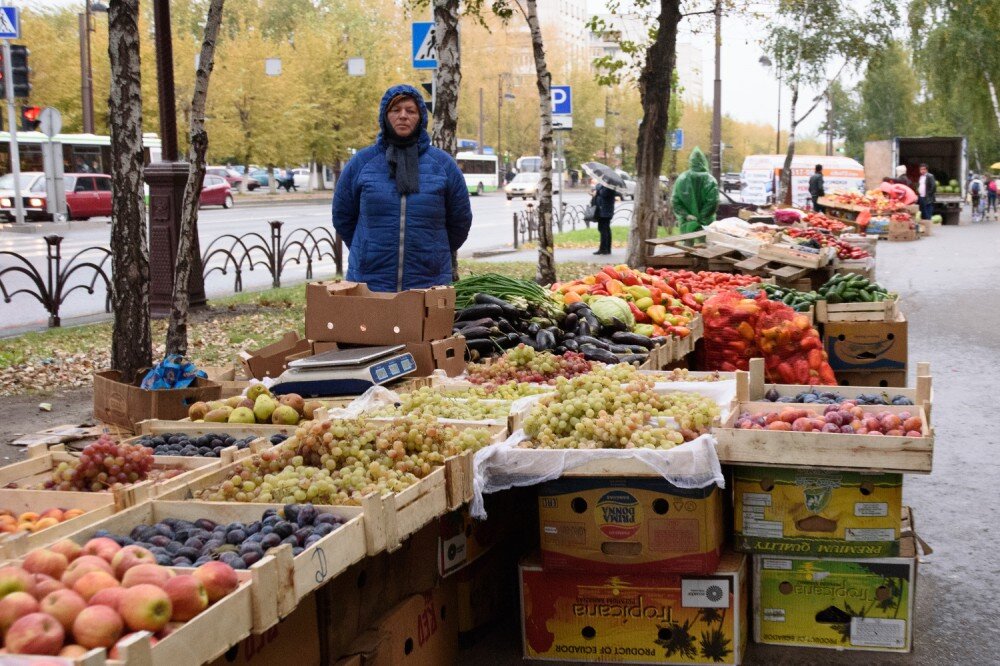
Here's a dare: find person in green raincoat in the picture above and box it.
[671,147,719,233]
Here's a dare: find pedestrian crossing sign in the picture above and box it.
[0,7,19,40]
[412,22,437,69]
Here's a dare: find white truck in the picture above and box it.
[864,136,967,225]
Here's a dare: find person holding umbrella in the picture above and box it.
[581,162,627,255]
[672,147,718,233]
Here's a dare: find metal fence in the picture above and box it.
[0,221,343,328]
[512,201,635,247]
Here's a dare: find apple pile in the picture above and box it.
[188,385,326,426]
[734,402,924,436]
[0,537,239,656]
[0,508,87,534]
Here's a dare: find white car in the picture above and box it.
[504,172,560,200]
[615,170,636,200]
[292,168,311,189]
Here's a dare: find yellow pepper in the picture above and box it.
[634,297,654,311]
[626,285,652,301]
[647,304,667,324]
[606,279,626,296]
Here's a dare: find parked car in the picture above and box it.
[207,166,258,191]
[721,172,742,193]
[504,171,562,200]
[247,169,271,188]
[716,189,756,219]
[615,170,636,200]
[292,168,311,189]
[200,174,234,208]
[0,172,114,221]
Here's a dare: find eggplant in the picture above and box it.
[574,320,593,338]
[460,326,498,340]
[519,334,542,350]
[562,339,580,352]
[625,344,650,354]
[608,344,634,354]
[618,354,648,365]
[526,322,541,336]
[611,331,655,350]
[456,304,503,321]
[580,345,620,364]
[535,329,557,351]
[465,338,496,355]
[454,317,495,330]
[575,335,611,350]
[562,332,576,340]
[544,325,562,340]
[649,336,669,347]
[473,293,521,320]
[562,312,579,331]
[566,301,592,315]
[600,317,629,335]
[581,312,601,330]
[495,334,518,349]
[506,332,521,345]
[496,319,517,334]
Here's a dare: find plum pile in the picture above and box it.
[135,432,288,457]
[735,402,923,436]
[763,387,914,406]
[93,503,342,570]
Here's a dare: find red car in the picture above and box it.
[200,174,234,208]
[0,172,113,221]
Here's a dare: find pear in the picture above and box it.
[228,406,256,424]
[204,406,233,423]
[271,405,300,425]
[246,383,270,402]
[225,396,243,409]
[207,400,225,411]
[237,397,254,410]
[188,401,210,421]
[253,394,278,423]
[302,400,324,420]
[278,393,306,415]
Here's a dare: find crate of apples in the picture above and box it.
[0,537,244,658]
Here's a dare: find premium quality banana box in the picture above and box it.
[538,477,725,575]
[733,466,902,557]
[520,551,748,665]
[753,537,917,653]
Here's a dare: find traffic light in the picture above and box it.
[21,105,40,131]
[421,81,433,114]
[0,45,31,99]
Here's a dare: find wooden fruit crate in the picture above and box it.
[714,401,933,474]
[740,358,932,422]
[57,499,365,629]
[0,488,119,559]
[816,295,898,322]
[123,420,287,463]
[759,242,837,269]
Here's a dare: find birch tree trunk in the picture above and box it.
[166,0,225,356]
[985,70,1000,132]
[780,83,799,206]
[626,0,680,267]
[107,0,151,384]
[521,0,556,285]
[432,0,461,156]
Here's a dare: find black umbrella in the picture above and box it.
[582,161,628,194]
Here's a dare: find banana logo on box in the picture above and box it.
[596,490,642,540]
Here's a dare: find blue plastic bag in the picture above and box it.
[140,355,207,391]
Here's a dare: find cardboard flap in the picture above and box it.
[239,332,312,379]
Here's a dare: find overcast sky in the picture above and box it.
[24,0,835,137]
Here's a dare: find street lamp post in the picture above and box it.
[710,0,722,181]
[78,2,107,134]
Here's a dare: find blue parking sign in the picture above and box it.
[551,86,571,115]
[672,128,684,150]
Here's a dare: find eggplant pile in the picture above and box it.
[455,294,665,366]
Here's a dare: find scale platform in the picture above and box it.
[270,345,417,397]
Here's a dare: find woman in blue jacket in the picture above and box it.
[333,84,473,292]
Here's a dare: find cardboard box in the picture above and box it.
[824,314,907,372]
[836,370,907,388]
[340,581,458,666]
[406,337,467,378]
[93,370,221,430]
[753,541,916,652]
[207,592,320,666]
[305,281,455,344]
[520,551,748,664]
[239,331,313,379]
[456,544,517,639]
[438,488,530,577]
[733,466,902,557]
[313,341,340,355]
[538,477,725,575]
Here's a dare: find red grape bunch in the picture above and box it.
[467,345,594,386]
[49,435,155,491]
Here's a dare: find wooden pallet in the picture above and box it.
[816,296,899,322]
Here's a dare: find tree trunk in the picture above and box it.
[626,0,680,268]
[107,0,151,385]
[165,0,224,357]
[432,0,461,156]
[522,0,556,285]
[780,84,799,206]
[985,70,1000,132]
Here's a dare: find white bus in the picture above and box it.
[456,152,499,195]
[0,131,162,175]
[516,155,566,174]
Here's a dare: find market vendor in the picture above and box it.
[332,84,472,292]
[671,147,718,233]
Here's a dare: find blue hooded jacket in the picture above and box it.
[332,84,473,292]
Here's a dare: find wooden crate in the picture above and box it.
[714,401,933,474]
[0,488,119,559]
[758,242,837,269]
[740,358,932,421]
[124,420,290,463]
[832,257,876,281]
[816,296,898,322]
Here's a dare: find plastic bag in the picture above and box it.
[470,430,725,519]
[700,291,761,372]
[755,299,836,385]
[140,355,206,390]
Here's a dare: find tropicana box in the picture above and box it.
[538,477,725,575]
[520,551,748,665]
[305,281,455,345]
[733,466,902,557]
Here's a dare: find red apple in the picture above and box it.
[5,612,65,655]
[122,563,175,588]
[111,545,156,579]
[49,539,83,563]
[193,562,239,602]
[22,549,69,581]
[72,604,124,649]
[59,644,90,657]
[0,566,36,599]
[82,537,122,563]
[61,555,113,588]
[31,574,66,601]
[163,575,208,621]
[39,589,87,633]
[110,632,158,660]
[0,591,39,634]
[90,586,126,612]
[119,584,172,632]
[72,570,119,602]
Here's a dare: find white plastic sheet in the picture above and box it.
[470,430,725,519]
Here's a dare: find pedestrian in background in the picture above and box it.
[672,147,719,233]
[590,183,616,255]
[333,84,472,292]
[894,164,912,189]
[916,163,936,223]
[808,164,825,212]
[986,176,997,219]
[969,173,983,222]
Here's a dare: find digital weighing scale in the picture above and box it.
[269,345,417,397]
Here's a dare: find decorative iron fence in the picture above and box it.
[0,222,343,328]
[513,202,635,246]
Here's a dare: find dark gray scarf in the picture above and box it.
[384,125,420,195]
